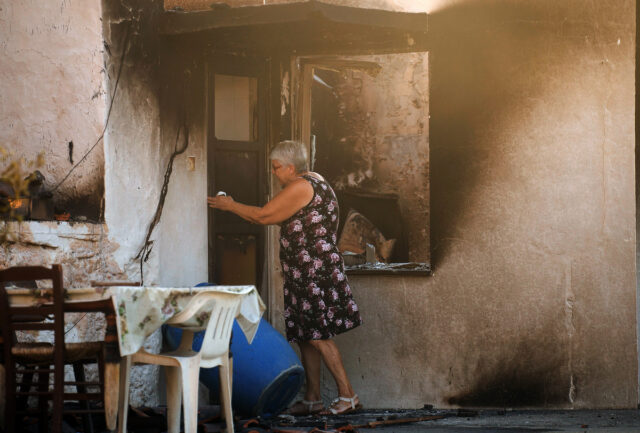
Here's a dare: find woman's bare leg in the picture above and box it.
[298,341,322,401]
[308,339,355,398]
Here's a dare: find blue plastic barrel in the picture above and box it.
[163,318,304,417]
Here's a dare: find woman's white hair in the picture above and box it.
[270,140,309,173]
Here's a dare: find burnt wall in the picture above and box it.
[311,53,429,262]
[101,0,166,406]
[102,0,164,285]
[0,0,106,220]
[323,0,637,409]
[155,33,209,286]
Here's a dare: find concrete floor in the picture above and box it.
[271,409,640,433]
[44,406,640,432]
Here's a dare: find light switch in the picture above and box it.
[187,156,196,171]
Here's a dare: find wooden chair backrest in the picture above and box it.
[0,264,66,426]
[0,265,65,346]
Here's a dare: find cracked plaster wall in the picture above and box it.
[0,220,131,400]
[0,0,106,218]
[0,0,169,407]
[100,0,209,404]
[319,0,638,409]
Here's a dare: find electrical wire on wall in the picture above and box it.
[51,23,132,193]
[52,21,132,337]
[44,5,191,287]
[135,119,189,285]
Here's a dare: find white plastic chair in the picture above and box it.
[117,291,243,433]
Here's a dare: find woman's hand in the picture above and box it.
[207,195,235,211]
[205,177,312,225]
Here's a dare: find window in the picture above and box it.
[293,52,430,274]
[214,74,258,142]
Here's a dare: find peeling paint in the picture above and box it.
[0,221,128,287]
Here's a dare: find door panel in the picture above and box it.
[208,55,266,286]
[215,234,258,286]
[213,150,261,226]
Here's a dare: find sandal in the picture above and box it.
[320,394,362,415]
[282,399,325,415]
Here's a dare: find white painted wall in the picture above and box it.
[156,122,209,287]
[0,0,106,210]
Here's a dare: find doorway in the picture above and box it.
[207,55,267,286]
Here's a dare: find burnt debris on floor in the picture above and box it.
[200,407,640,433]
[219,408,446,433]
[16,406,640,432]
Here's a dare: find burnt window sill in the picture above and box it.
[345,262,431,276]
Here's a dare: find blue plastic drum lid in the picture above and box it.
[164,317,304,417]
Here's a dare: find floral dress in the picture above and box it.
[280,174,363,343]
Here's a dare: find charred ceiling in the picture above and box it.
[160,0,428,56]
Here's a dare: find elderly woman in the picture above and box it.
[207,140,362,415]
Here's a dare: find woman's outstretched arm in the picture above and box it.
[207,178,313,225]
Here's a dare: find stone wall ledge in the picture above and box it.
[2,220,107,237]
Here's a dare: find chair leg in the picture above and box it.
[228,356,233,400]
[0,363,5,431]
[4,361,16,433]
[52,359,64,433]
[16,370,34,410]
[165,366,182,433]
[35,366,45,433]
[73,362,95,433]
[37,365,50,433]
[117,356,131,433]
[220,357,234,422]
[180,361,200,433]
[219,357,234,433]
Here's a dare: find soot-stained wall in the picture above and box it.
[311,53,429,262]
[155,36,209,287]
[318,0,637,409]
[0,0,106,219]
[0,0,167,408]
[101,0,168,406]
[4,0,637,411]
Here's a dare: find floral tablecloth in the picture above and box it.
[109,285,264,356]
[7,285,266,357]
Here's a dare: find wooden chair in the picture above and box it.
[0,265,106,433]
